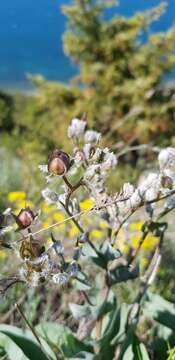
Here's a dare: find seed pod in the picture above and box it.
[48,150,70,176]
[161,175,173,189]
[20,239,45,260]
[16,207,35,229]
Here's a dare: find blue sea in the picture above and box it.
[0,0,174,91]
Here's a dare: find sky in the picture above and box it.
[0,0,174,90]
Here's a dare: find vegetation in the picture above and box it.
[0,119,175,358]
[0,1,175,359]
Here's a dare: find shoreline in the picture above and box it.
[0,77,174,98]
[0,76,72,97]
[0,83,40,97]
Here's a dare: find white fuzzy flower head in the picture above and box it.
[84,164,100,180]
[122,183,135,199]
[52,272,69,285]
[73,150,84,166]
[127,189,142,210]
[83,143,92,160]
[138,173,161,202]
[158,147,175,171]
[42,188,59,204]
[84,130,101,144]
[92,147,103,162]
[68,118,86,138]
[101,149,117,171]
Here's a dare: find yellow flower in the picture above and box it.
[80,198,95,211]
[69,225,80,237]
[100,220,109,230]
[17,200,34,209]
[91,229,103,239]
[42,220,52,229]
[53,213,65,222]
[8,191,26,202]
[41,203,57,214]
[130,221,144,231]
[12,200,34,216]
[130,233,159,251]
[141,234,159,251]
[131,234,141,249]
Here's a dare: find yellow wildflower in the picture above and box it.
[91,229,103,239]
[41,203,57,214]
[42,220,52,229]
[80,198,95,211]
[8,191,26,202]
[130,221,144,231]
[141,234,159,251]
[100,220,109,230]
[53,213,65,222]
[69,225,80,237]
[130,233,159,251]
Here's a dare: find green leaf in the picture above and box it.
[110,303,132,345]
[132,337,150,360]
[74,270,92,291]
[70,289,116,323]
[36,322,94,359]
[69,350,96,359]
[0,332,28,360]
[82,241,122,269]
[108,265,139,285]
[0,324,54,360]
[36,322,67,355]
[99,242,122,262]
[122,336,150,360]
[144,292,175,331]
[61,333,93,359]
[97,304,131,360]
[120,330,150,360]
[69,303,92,321]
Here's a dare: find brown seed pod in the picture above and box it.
[16,207,35,229]
[48,150,70,176]
[161,175,173,189]
[20,239,45,260]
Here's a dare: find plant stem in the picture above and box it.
[15,302,51,360]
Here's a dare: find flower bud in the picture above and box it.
[48,150,70,176]
[16,207,35,229]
